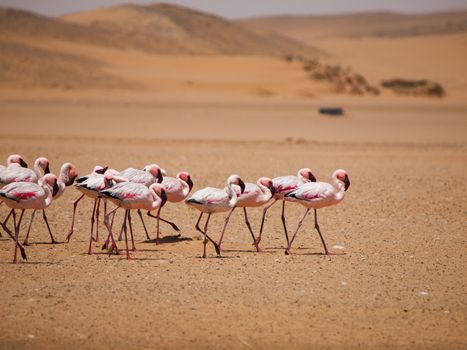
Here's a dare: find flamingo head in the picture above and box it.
[42,173,60,197]
[35,157,50,174]
[151,183,167,207]
[144,164,164,183]
[102,173,112,188]
[177,171,193,191]
[298,168,317,182]
[105,170,128,184]
[61,163,78,186]
[228,174,245,194]
[334,169,350,191]
[7,154,28,168]
[258,177,276,196]
[93,165,108,174]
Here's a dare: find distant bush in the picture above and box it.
[381,79,445,97]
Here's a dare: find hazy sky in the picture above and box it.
[1,0,467,18]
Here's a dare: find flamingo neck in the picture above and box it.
[150,192,162,210]
[34,161,43,180]
[226,183,238,207]
[178,176,190,197]
[257,180,272,201]
[44,184,53,207]
[333,175,346,202]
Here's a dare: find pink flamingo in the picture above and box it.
[0,174,59,263]
[120,164,178,241]
[283,169,350,255]
[0,154,28,231]
[22,163,78,245]
[255,168,316,248]
[185,174,245,258]
[155,171,194,240]
[67,169,125,253]
[100,182,168,259]
[0,154,28,175]
[66,165,108,242]
[162,171,194,202]
[223,177,276,252]
[0,157,50,185]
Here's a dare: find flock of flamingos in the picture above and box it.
[0,154,350,263]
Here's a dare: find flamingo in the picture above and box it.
[67,169,126,253]
[66,165,108,242]
[0,157,50,185]
[220,177,276,252]
[283,169,350,255]
[120,164,178,242]
[0,154,29,232]
[0,174,59,263]
[255,168,316,248]
[0,154,28,175]
[100,182,168,259]
[185,174,245,258]
[22,163,78,245]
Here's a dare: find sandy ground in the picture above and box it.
[0,97,466,349]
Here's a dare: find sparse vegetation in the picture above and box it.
[381,79,445,97]
[285,55,380,96]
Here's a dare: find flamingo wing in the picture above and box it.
[0,182,44,202]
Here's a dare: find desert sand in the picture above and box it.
[0,4,466,350]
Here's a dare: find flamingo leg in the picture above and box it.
[128,211,136,251]
[194,212,219,257]
[66,194,85,242]
[314,209,331,255]
[137,209,151,240]
[42,210,57,244]
[95,198,101,242]
[285,208,310,255]
[103,206,120,255]
[122,210,131,260]
[243,208,261,252]
[146,209,162,244]
[1,209,27,261]
[217,207,236,251]
[147,211,180,233]
[202,213,210,258]
[281,200,290,246]
[256,198,277,246]
[13,209,25,264]
[23,209,37,245]
[87,199,98,255]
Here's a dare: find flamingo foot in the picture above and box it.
[254,244,264,253]
[23,240,30,246]
[65,231,73,243]
[214,244,221,257]
[284,248,292,255]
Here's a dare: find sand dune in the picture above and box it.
[240,10,467,39]
[241,11,467,100]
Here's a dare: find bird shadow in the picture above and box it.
[142,235,193,244]
[23,241,66,246]
[0,261,56,265]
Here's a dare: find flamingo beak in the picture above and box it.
[160,189,168,207]
[19,159,28,168]
[65,175,77,187]
[309,172,317,182]
[238,179,246,194]
[52,179,60,197]
[268,183,276,196]
[95,166,108,175]
[44,163,50,174]
[344,175,350,191]
[187,177,194,191]
[157,170,164,183]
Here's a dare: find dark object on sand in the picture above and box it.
[381,79,445,97]
[319,107,344,116]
